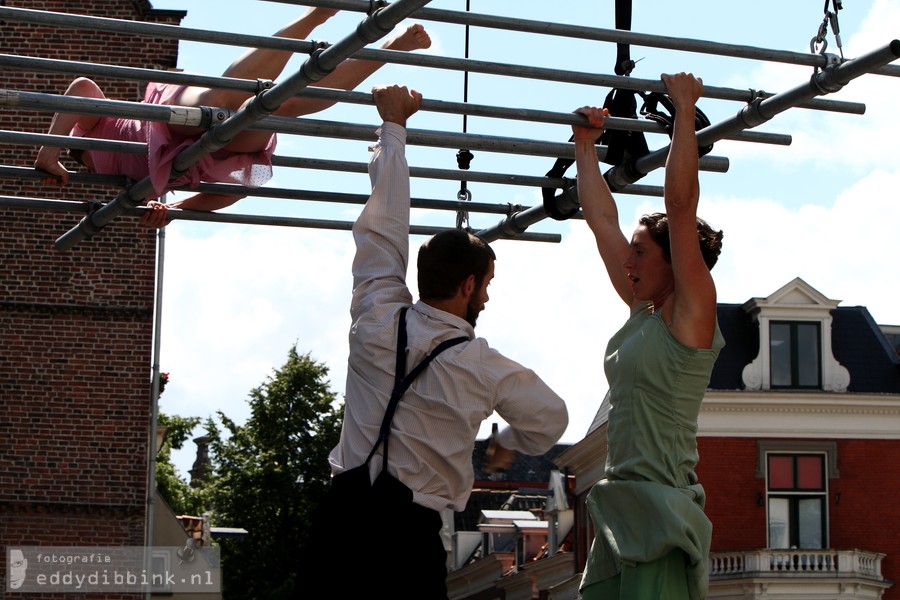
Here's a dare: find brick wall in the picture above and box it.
[698,436,900,599]
[697,437,767,551]
[0,0,184,594]
[828,439,900,599]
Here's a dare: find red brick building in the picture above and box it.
[0,0,184,594]
[697,277,899,598]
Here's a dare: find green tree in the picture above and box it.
[205,346,343,600]
[155,411,209,516]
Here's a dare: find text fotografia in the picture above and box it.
[33,551,112,565]
[7,546,221,594]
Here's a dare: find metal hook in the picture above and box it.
[456,188,471,229]
[810,33,828,55]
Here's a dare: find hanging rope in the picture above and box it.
[455,0,473,230]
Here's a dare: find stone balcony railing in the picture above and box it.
[710,548,885,580]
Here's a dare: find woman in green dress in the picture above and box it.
[572,72,725,600]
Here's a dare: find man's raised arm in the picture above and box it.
[350,85,423,316]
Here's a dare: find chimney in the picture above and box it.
[189,436,212,488]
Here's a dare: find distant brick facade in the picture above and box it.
[699,437,900,599]
[0,0,184,594]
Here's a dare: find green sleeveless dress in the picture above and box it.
[580,302,725,600]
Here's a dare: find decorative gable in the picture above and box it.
[741,278,850,392]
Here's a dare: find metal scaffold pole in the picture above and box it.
[0,3,895,248]
[281,0,900,79]
[476,40,900,243]
[1,195,561,243]
[0,6,871,116]
[0,89,732,172]
[52,0,434,251]
[0,53,794,146]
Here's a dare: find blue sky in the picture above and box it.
[145,0,900,477]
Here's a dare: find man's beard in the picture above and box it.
[465,296,481,328]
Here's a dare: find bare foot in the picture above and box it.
[382,23,431,52]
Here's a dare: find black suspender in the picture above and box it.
[362,306,467,474]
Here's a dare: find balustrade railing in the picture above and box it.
[709,549,885,580]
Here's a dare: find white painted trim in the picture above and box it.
[741,277,850,392]
[700,391,900,439]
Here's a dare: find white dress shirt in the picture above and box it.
[328,122,568,512]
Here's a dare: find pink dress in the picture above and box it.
[71,82,277,197]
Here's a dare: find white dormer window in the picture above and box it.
[770,321,821,389]
[742,278,850,392]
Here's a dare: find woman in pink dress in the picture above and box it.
[33,7,431,227]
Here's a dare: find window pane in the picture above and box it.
[768,455,794,489]
[771,323,792,386]
[797,323,820,387]
[798,497,824,549]
[797,455,824,490]
[768,498,790,549]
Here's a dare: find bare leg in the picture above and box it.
[225,23,431,153]
[275,23,432,116]
[170,7,338,112]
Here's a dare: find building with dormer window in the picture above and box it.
[449,278,900,600]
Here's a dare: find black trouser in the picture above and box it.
[300,469,448,599]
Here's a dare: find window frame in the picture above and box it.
[757,441,837,550]
[769,320,822,389]
[765,453,828,549]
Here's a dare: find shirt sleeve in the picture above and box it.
[482,344,569,455]
[350,122,414,318]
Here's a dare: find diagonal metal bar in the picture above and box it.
[476,40,900,243]
[53,0,433,252]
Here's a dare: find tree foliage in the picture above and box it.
[156,408,209,516]
[204,346,344,599]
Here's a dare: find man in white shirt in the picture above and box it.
[304,84,568,599]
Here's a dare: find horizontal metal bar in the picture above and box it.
[0,88,212,127]
[0,6,322,57]
[271,156,664,197]
[0,90,731,170]
[0,6,867,115]
[476,40,900,242]
[310,89,791,145]
[0,195,562,242]
[0,129,665,197]
[0,54,792,146]
[256,114,732,171]
[357,48,866,115]
[0,165,131,187]
[0,129,146,155]
[0,164,566,216]
[283,0,900,79]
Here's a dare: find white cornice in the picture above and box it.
[700,391,900,439]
